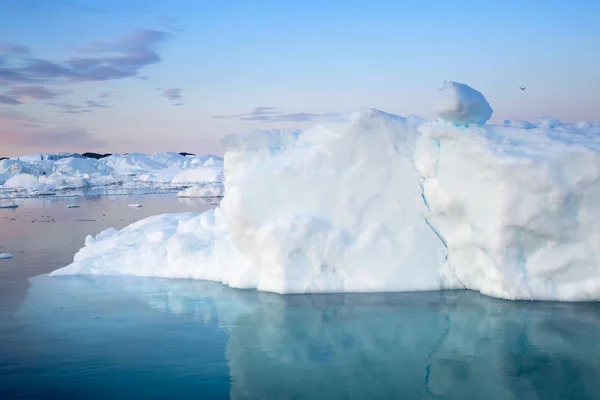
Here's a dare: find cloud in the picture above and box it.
[160,87,183,101]
[46,102,91,114]
[0,111,106,149]
[172,103,184,106]
[212,107,278,120]
[0,43,31,55]
[7,85,57,100]
[241,112,328,122]
[98,91,111,98]
[213,107,337,123]
[62,109,92,114]
[252,106,279,116]
[0,85,63,105]
[85,100,108,108]
[0,30,169,85]
[0,94,22,105]
[46,99,108,113]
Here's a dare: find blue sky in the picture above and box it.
[1,0,599,157]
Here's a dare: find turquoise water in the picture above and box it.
[2,275,600,399]
[1,196,600,399]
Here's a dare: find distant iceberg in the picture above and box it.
[53,82,600,301]
[0,152,224,199]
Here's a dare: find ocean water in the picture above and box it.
[1,196,600,399]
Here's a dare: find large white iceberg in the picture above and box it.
[53,82,600,301]
[0,152,224,198]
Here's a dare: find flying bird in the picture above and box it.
[519,86,526,91]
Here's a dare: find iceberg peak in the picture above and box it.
[435,81,493,125]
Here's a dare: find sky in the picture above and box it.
[1,0,599,157]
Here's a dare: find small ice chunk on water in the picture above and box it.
[128,204,143,208]
[66,204,80,208]
[0,203,19,209]
[0,253,14,260]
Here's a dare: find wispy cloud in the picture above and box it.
[213,107,337,123]
[160,87,183,101]
[0,30,169,85]
[85,100,108,108]
[0,110,105,149]
[7,85,57,100]
[212,107,278,120]
[46,102,91,114]
[0,94,22,105]
[0,43,31,55]
[98,91,111,98]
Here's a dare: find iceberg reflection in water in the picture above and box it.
[10,275,600,399]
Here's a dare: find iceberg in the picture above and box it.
[0,253,14,260]
[177,183,225,198]
[53,82,600,301]
[0,152,224,199]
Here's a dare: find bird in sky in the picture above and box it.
[519,86,526,91]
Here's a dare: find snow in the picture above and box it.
[435,81,493,125]
[0,253,13,260]
[0,202,18,209]
[0,152,224,199]
[53,82,600,301]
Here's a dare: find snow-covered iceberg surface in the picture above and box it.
[53,82,600,301]
[0,152,224,199]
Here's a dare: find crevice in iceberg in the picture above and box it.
[420,183,431,212]
[421,216,465,289]
[416,133,465,290]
